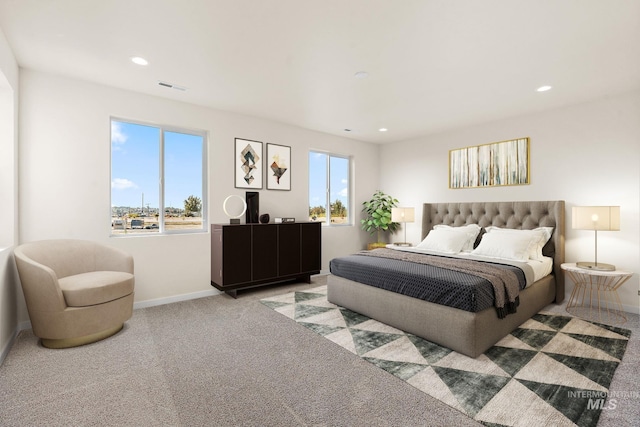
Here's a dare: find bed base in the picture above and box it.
[327,274,556,358]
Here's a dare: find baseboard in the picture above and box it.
[134,274,330,309]
[133,288,220,310]
[621,302,640,316]
[0,327,18,366]
[18,320,31,331]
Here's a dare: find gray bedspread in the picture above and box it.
[329,248,529,317]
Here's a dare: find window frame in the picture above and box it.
[110,117,208,236]
[308,150,352,226]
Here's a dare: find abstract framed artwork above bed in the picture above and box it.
[327,200,565,358]
[449,137,530,188]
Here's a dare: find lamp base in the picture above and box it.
[576,261,616,271]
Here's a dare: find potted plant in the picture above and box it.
[360,190,400,249]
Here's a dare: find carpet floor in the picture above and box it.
[261,285,633,427]
[1,276,638,426]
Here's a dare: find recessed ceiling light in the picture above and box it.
[536,85,552,92]
[354,71,369,79]
[131,56,149,66]
[378,128,388,132]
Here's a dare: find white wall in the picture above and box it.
[17,70,379,322]
[0,25,20,363]
[380,90,640,313]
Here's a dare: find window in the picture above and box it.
[111,119,207,235]
[309,151,350,225]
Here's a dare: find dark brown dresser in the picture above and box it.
[211,222,321,297]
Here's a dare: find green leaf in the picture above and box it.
[360,190,400,237]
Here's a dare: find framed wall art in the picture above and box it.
[235,138,263,189]
[266,143,291,190]
[449,137,530,189]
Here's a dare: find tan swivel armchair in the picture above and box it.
[14,239,134,348]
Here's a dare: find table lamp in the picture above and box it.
[391,207,415,246]
[223,195,247,224]
[572,206,620,271]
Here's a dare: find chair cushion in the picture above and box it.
[58,271,134,307]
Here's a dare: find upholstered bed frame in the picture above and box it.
[327,200,565,358]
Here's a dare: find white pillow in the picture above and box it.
[416,228,470,254]
[485,226,554,260]
[433,224,481,252]
[471,231,538,262]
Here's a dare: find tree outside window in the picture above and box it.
[309,151,350,225]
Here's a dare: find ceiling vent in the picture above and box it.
[158,81,187,91]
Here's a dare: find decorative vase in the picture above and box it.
[259,213,270,224]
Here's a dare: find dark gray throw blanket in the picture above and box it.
[357,248,521,318]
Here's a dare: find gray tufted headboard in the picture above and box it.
[422,201,565,303]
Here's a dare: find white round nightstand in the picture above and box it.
[561,263,632,324]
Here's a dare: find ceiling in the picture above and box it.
[1,0,639,144]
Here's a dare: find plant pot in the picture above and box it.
[367,242,387,250]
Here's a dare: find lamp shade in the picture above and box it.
[572,206,620,231]
[223,194,247,224]
[391,207,415,223]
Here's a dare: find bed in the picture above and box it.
[327,200,565,358]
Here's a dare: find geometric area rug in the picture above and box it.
[261,285,631,427]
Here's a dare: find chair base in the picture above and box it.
[41,324,124,349]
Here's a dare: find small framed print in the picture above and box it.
[235,138,263,189]
[266,143,291,190]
